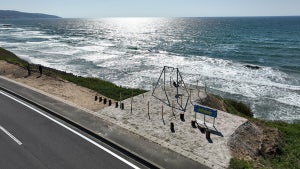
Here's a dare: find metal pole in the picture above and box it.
[148,101,150,120]
[213,117,215,127]
[130,99,133,113]
[152,66,165,96]
[177,69,190,111]
[163,67,166,90]
[176,68,179,101]
[181,95,183,107]
[131,90,133,113]
[205,82,207,94]
[190,88,192,104]
[172,100,175,117]
[197,80,199,97]
[161,104,164,120]
[119,93,122,108]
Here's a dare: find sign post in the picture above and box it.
[194,105,217,127]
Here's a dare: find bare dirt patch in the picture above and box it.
[0,60,111,111]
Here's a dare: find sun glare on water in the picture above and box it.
[105,17,163,34]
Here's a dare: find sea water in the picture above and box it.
[0,17,299,122]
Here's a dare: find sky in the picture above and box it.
[1,0,300,18]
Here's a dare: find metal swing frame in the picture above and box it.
[152,66,190,111]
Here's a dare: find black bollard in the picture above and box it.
[103,98,107,104]
[206,129,211,139]
[26,64,31,76]
[39,65,42,76]
[121,103,124,110]
[115,102,118,108]
[191,120,196,128]
[99,97,102,102]
[180,113,185,122]
[94,95,98,101]
[170,122,175,133]
[108,100,112,106]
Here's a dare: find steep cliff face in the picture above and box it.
[0,10,60,19]
[228,121,282,161]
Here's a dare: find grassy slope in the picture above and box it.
[0,47,146,100]
[264,121,300,169]
[0,48,28,67]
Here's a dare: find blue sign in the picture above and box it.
[194,105,217,118]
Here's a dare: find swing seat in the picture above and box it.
[173,81,179,88]
[175,93,183,98]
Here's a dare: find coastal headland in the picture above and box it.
[0,47,299,169]
[0,10,61,19]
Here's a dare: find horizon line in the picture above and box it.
[61,15,300,19]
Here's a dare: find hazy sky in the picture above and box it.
[1,0,300,18]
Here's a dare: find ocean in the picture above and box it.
[0,17,299,122]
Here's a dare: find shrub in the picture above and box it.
[224,98,253,118]
[229,158,254,169]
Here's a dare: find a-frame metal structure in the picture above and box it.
[152,66,190,111]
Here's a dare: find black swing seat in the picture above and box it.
[173,81,179,88]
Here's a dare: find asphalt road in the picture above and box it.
[0,90,142,169]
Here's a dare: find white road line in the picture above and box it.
[0,91,140,169]
[0,125,22,145]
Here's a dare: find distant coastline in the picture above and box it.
[0,10,61,19]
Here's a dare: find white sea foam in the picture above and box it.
[17,54,49,66]
[40,46,80,56]
[275,93,300,107]
[76,45,106,52]
[17,54,32,63]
